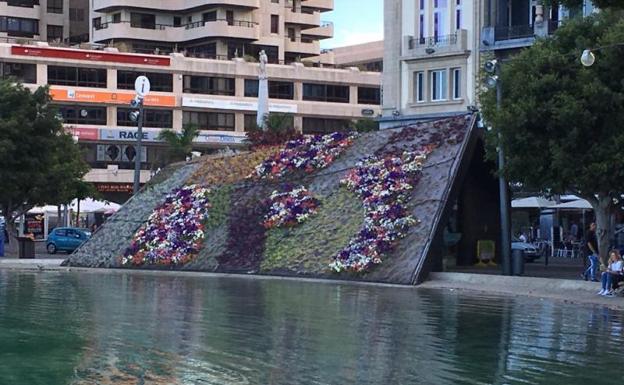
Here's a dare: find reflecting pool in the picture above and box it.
[1,271,623,384]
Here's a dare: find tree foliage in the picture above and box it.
[0,80,91,224]
[157,124,200,164]
[480,9,624,261]
[550,0,624,10]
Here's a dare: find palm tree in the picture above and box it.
[157,124,200,165]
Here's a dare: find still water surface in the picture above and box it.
[0,271,623,385]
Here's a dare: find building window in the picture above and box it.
[69,8,85,22]
[112,13,121,24]
[56,105,107,125]
[270,15,279,34]
[456,0,462,30]
[302,117,351,135]
[414,71,424,102]
[203,11,217,22]
[434,0,447,39]
[183,75,235,96]
[7,0,39,7]
[130,13,156,29]
[358,87,381,105]
[303,83,350,103]
[117,108,173,128]
[419,0,425,40]
[244,114,258,131]
[0,61,36,83]
[47,25,63,42]
[92,17,102,30]
[118,71,173,92]
[183,111,235,131]
[452,68,461,99]
[244,79,294,100]
[0,17,39,37]
[430,69,448,101]
[48,66,107,88]
[47,0,63,14]
[173,16,181,27]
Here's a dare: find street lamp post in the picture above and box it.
[132,76,151,196]
[485,59,512,275]
[133,98,145,195]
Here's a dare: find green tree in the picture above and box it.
[157,124,200,164]
[0,80,90,240]
[480,9,624,264]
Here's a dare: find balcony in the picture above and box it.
[93,0,259,12]
[0,1,40,19]
[284,8,321,28]
[301,21,333,39]
[301,0,333,11]
[480,24,536,50]
[284,37,320,56]
[404,30,467,59]
[93,19,259,44]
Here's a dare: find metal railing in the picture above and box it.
[494,24,534,41]
[94,19,258,31]
[408,33,457,49]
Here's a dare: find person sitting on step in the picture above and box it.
[598,249,624,296]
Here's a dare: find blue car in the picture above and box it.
[46,227,91,254]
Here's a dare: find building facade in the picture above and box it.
[0,42,380,201]
[0,0,88,44]
[382,0,483,128]
[89,0,334,64]
[382,0,597,128]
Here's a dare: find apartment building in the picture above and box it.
[381,0,483,128]
[307,40,384,72]
[481,0,596,54]
[89,0,334,64]
[0,0,88,43]
[381,0,597,128]
[0,42,380,201]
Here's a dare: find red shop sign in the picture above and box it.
[11,46,171,67]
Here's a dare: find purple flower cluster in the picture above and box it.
[330,150,432,273]
[122,185,211,266]
[249,132,356,179]
[263,186,320,228]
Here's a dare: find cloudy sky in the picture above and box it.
[320,0,383,49]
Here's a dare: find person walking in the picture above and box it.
[0,216,5,257]
[598,250,624,296]
[582,222,600,282]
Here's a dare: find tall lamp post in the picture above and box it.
[484,58,512,275]
[131,76,150,196]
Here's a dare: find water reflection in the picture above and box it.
[1,271,623,385]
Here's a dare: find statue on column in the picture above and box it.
[256,50,269,130]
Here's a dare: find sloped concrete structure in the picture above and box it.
[65,114,499,284]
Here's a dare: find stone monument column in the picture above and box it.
[256,50,269,130]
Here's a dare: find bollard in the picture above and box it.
[512,249,525,276]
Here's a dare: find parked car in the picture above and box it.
[512,237,540,262]
[46,227,91,254]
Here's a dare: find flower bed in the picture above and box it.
[263,186,320,229]
[329,150,432,273]
[122,185,211,266]
[249,132,356,179]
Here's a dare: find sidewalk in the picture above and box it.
[0,258,65,270]
[421,271,624,310]
[1,240,67,259]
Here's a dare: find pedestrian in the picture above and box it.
[582,222,600,282]
[0,216,5,257]
[598,250,624,296]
